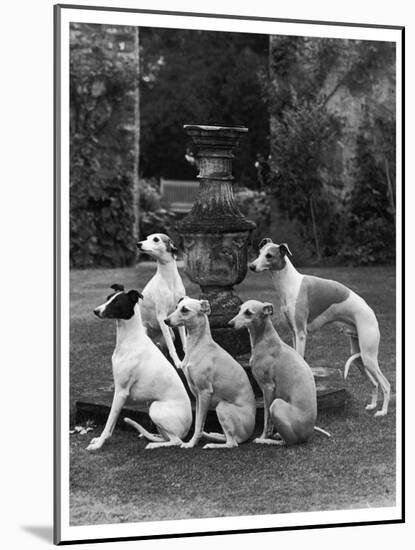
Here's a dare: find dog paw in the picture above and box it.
[374,410,387,418]
[86,438,103,451]
[180,441,196,449]
[145,442,161,450]
[365,403,377,411]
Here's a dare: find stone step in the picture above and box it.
[75,365,347,431]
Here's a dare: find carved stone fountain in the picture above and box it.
[176,124,255,356]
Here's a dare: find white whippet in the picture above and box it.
[249,239,391,417]
[87,284,192,451]
[165,297,256,449]
[229,300,330,445]
[137,233,186,369]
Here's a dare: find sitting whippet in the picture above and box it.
[165,297,256,449]
[229,300,330,445]
[87,284,192,451]
[249,238,391,417]
[137,233,186,368]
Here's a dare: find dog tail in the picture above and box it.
[344,352,361,379]
[124,417,165,442]
[314,426,331,438]
[202,431,226,442]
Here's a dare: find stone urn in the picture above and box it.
[176,124,256,356]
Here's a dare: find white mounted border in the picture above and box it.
[54,4,404,545]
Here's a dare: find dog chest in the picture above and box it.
[251,353,276,386]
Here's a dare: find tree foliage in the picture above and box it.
[261,37,396,263]
[70,24,138,267]
[140,29,269,185]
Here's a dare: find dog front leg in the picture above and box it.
[255,385,275,443]
[157,314,182,368]
[87,388,128,451]
[295,330,307,357]
[178,325,187,356]
[181,390,211,448]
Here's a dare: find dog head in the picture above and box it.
[228,300,274,330]
[249,238,292,272]
[164,297,211,327]
[136,233,178,262]
[93,284,143,320]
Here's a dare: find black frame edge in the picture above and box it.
[54,3,62,546]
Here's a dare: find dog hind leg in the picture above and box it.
[269,398,314,445]
[145,401,187,449]
[123,417,165,442]
[357,324,390,416]
[203,402,245,449]
[360,355,390,416]
[202,431,226,442]
[344,334,379,410]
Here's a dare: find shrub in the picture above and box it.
[338,125,395,265]
[234,187,271,243]
[139,179,177,239]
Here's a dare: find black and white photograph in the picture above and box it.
[53,4,403,545]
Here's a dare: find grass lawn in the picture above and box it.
[70,264,397,526]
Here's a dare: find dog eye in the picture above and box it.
[153,237,159,242]
[181,306,189,313]
[245,310,252,316]
[265,253,273,259]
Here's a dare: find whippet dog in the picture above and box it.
[87,284,192,451]
[165,297,256,449]
[249,239,391,417]
[137,233,186,369]
[229,300,330,445]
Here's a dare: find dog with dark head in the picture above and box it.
[88,284,192,452]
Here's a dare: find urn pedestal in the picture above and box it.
[176,125,255,356]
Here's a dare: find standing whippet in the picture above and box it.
[137,233,186,369]
[249,239,391,417]
[229,300,330,445]
[87,284,192,451]
[165,297,256,449]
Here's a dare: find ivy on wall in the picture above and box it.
[70,23,139,267]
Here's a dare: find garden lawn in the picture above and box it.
[70,264,397,526]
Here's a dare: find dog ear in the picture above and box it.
[127,290,143,304]
[262,302,274,316]
[279,243,292,257]
[199,300,211,315]
[110,283,125,292]
[167,238,178,257]
[258,238,273,250]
